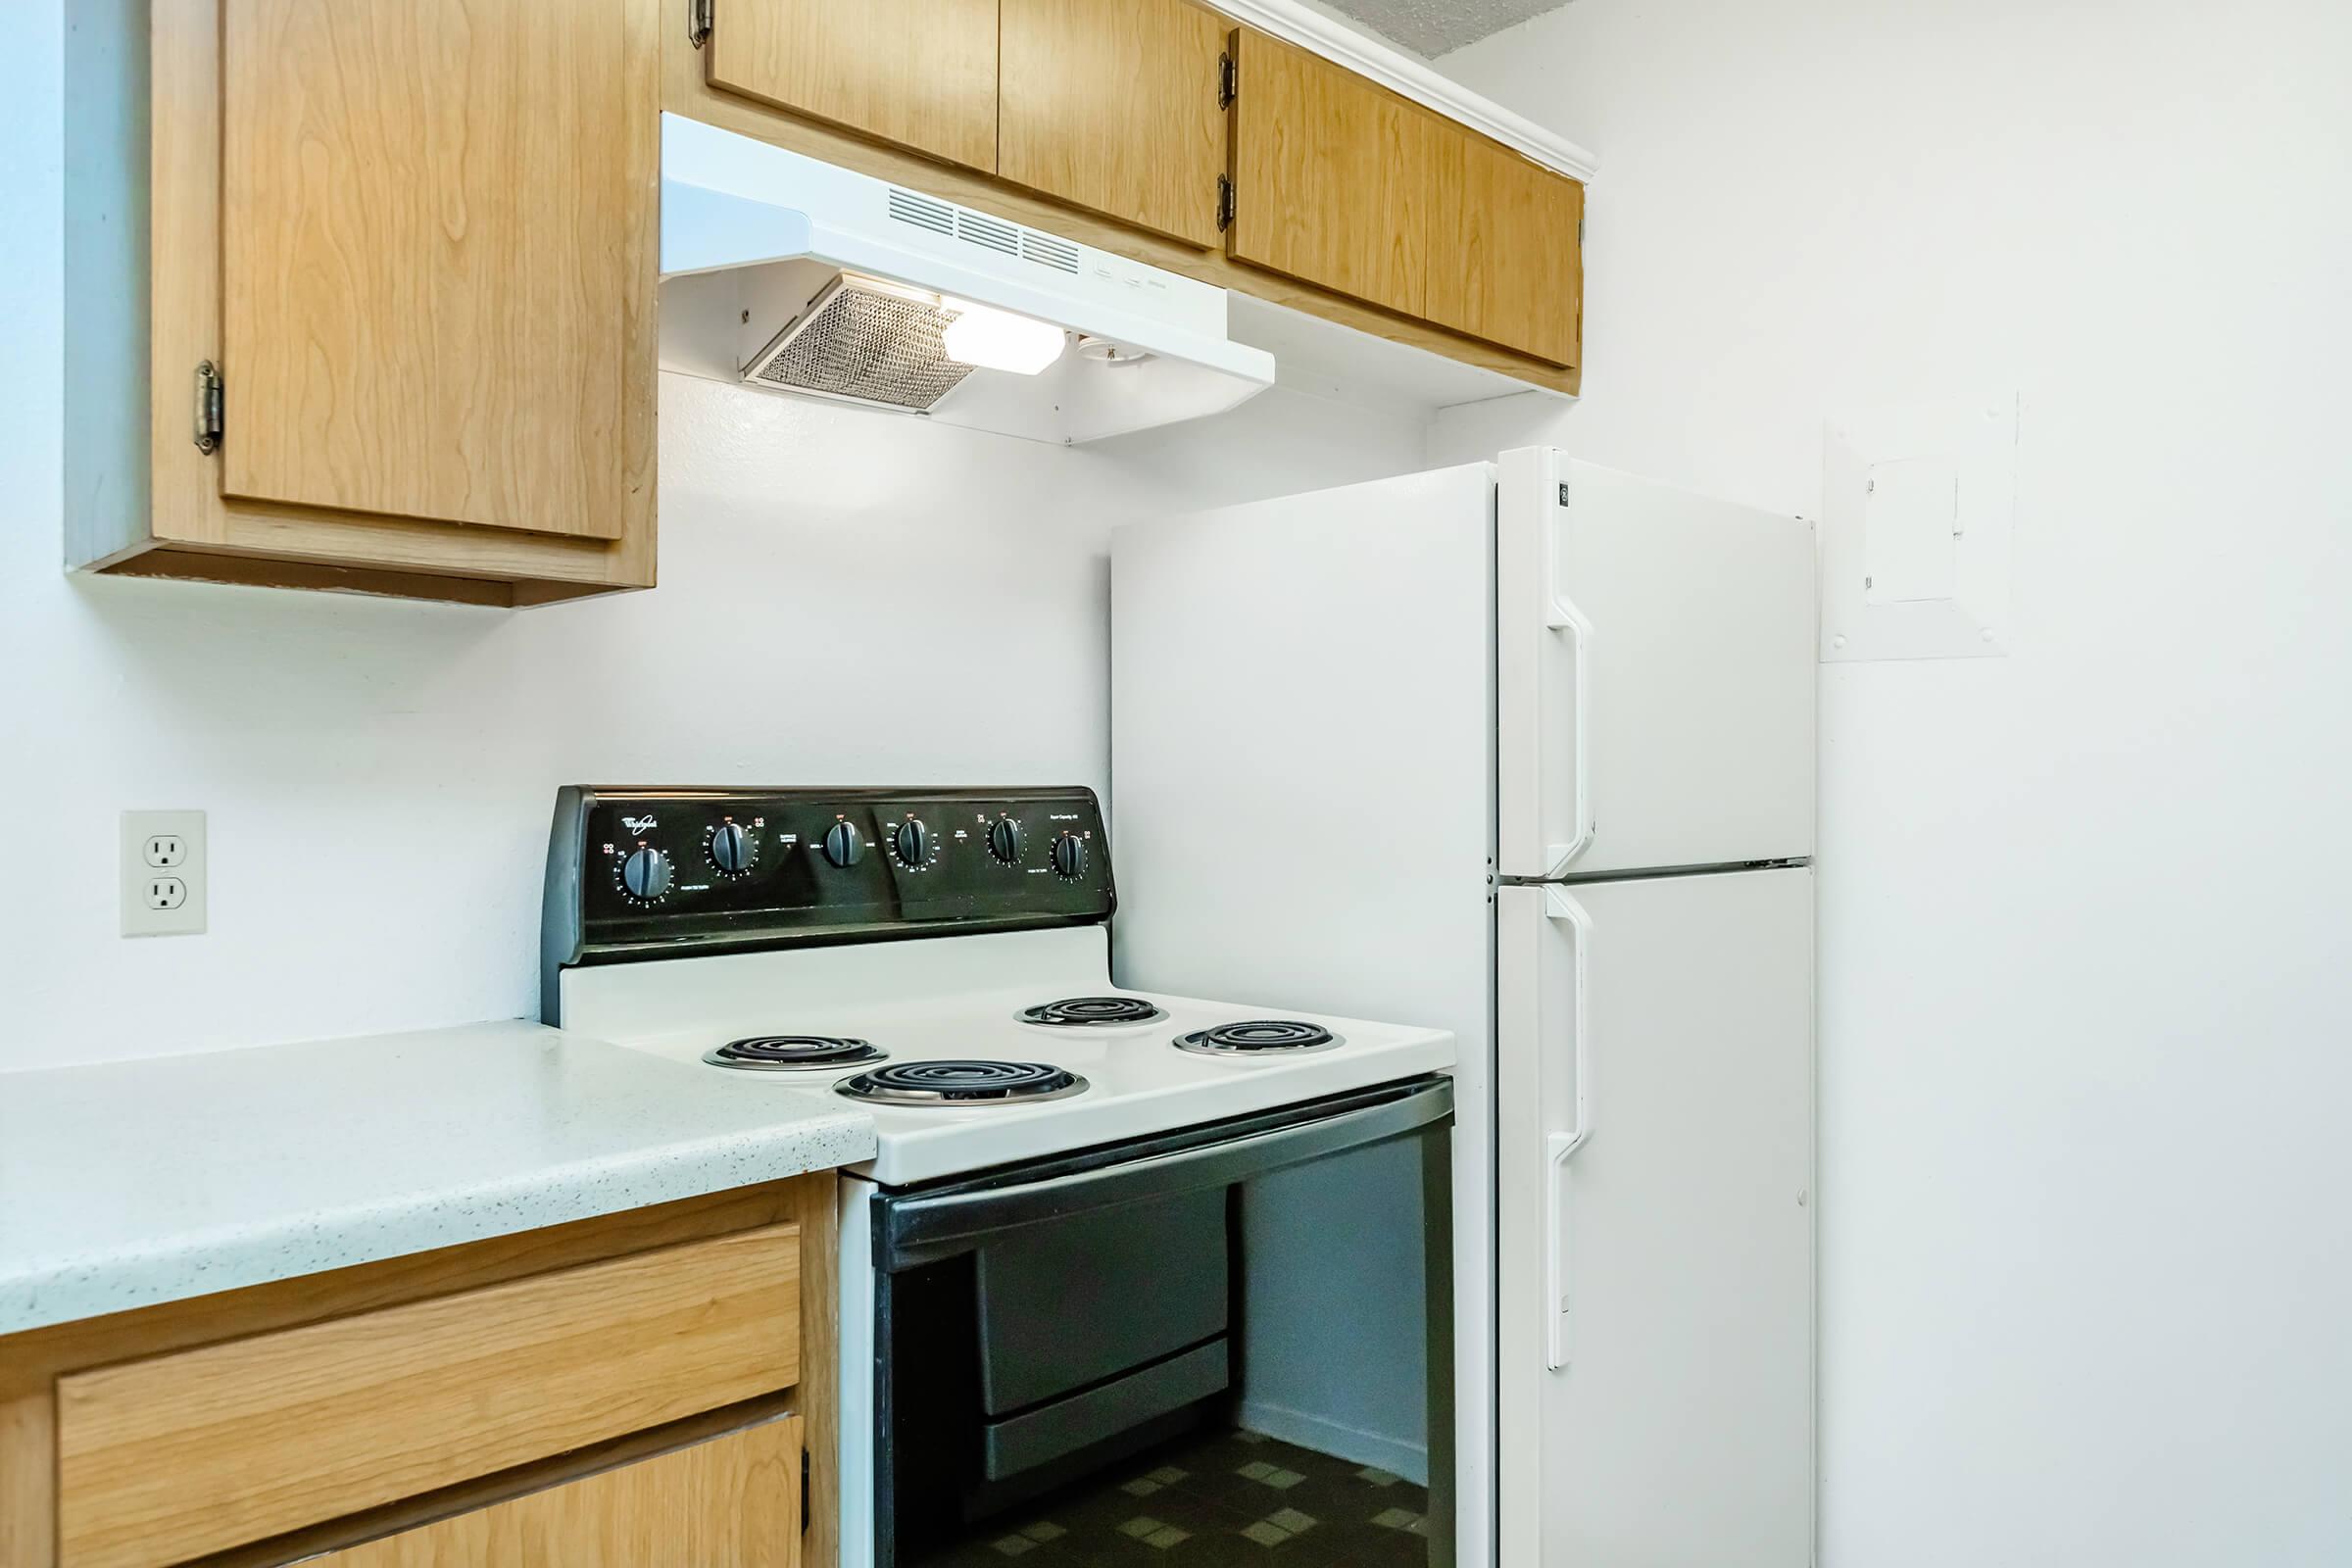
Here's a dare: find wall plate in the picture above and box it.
[1821,393,2016,661]
[122,809,206,937]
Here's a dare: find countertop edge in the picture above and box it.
[0,1111,877,1340]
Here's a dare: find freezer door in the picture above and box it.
[1496,449,1817,878]
[1495,871,1814,1568]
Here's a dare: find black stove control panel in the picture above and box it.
[543,787,1114,1011]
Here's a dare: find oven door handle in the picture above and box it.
[873,1079,1455,1269]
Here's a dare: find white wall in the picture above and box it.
[1240,1142,1432,1484]
[0,3,1427,1072]
[1435,1,2352,1562]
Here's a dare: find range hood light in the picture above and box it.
[941,301,1068,376]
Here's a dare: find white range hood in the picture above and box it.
[658,114,1274,445]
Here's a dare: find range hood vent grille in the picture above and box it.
[956,210,1019,256]
[1021,231,1082,274]
[886,188,954,236]
[744,273,974,412]
[884,183,1086,276]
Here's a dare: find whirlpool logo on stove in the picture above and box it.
[620,814,659,836]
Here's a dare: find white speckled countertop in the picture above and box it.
[0,1021,875,1336]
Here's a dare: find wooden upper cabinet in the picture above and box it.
[1427,136,1585,368]
[304,1419,802,1568]
[998,0,1229,248]
[220,0,647,541]
[658,4,1583,398]
[1225,26,1584,371]
[705,0,1001,172]
[1225,28,1446,320]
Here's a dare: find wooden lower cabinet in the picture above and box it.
[0,1176,836,1568]
[309,1418,801,1568]
[55,1224,803,1567]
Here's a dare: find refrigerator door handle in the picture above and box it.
[1543,520,1595,875]
[1542,885,1593,1370]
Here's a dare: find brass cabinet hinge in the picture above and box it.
[1216,173,1235,232]
[192,361,223,454]
[1217,51,1236,108]
[688,0,712,48]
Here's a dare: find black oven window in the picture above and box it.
[885,1134,1447,1568]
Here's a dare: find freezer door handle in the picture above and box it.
[1544,528,1596,875]
[1542,885,1593,1369]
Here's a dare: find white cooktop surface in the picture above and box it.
[561,927,1456,1185]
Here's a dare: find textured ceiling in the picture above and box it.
[1310,0,1571,58]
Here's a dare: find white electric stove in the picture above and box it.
[542,786,1460,1568]
[558,924,1452,1185]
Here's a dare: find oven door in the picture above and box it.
[844,1076,1456,1568]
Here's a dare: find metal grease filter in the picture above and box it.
[745,275,975,412]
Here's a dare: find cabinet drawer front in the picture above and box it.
[706,0,1001,172]
[56,1223,801,1568]
[306,1417,802,1567]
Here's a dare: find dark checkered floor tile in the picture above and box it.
[913,1427,1433,1568]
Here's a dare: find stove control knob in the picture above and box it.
[987,818,1024,865]
[821,819,865,868]
[620,846,673,902]
[891,818,932,867]
[708,821,753,876]
[1050,831,1088,879]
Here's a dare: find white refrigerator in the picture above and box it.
[1109,448,1817,1567]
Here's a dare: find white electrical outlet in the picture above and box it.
[122,810,206,937]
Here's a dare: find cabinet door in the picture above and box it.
[706,0,1000,172]
[220,0,648,541]
[1226,28,1446,318]
[1428,139,1585,368]
[998,0,1228,248]
[310,1419,802,1567]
